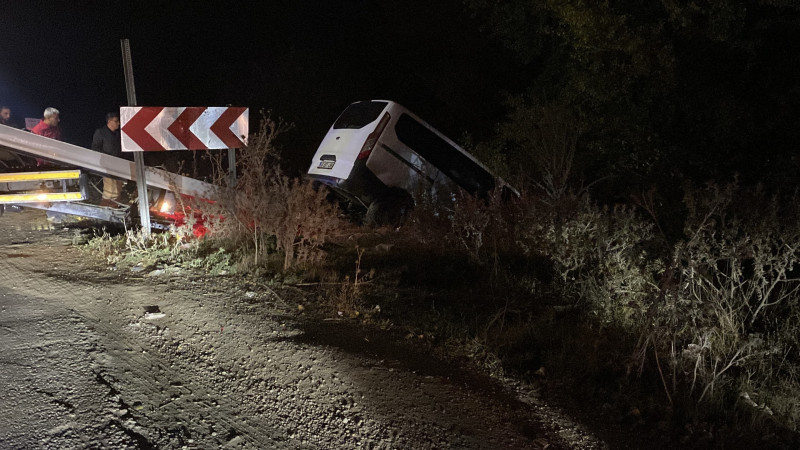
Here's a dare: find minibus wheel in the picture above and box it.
[364,188,413,228]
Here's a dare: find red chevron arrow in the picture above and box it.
[167,107,207,150]
[121,107,165,151]
[210,107,247,148]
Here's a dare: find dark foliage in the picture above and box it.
[464,0,800,202]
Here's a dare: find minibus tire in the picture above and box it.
[364,200,386,227]
[364,188,413,227]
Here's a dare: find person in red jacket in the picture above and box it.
[31,107,62,140]
[30,107,62,167]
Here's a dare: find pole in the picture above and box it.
[120,39,151,235]
[228,148,236,187]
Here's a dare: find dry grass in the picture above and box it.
[200,114,344,271]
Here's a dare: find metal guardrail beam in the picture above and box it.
[21,201,129,225]
[0,169,87,204]
[0,124,217,199]
[0,192,84,203]
[0,169,81,183]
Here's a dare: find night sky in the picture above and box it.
[1,1,515,174]
[5,2,798,188]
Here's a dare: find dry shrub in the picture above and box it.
[402,187,520,268]
[332,247,367,315]
[85,218,202,270]
[646,183,800,429]
[507,182,800,433]
[204,114,342,271]
[534,196,663,329]
[306,246,375,318]
[85,228,123,262]
[499,101,582,201]
[521,183,800,431]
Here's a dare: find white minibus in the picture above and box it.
[307,100,513,224]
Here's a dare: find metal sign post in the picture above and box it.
[120,38,151,235]
[228,148,237,187]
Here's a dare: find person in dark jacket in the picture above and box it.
[0,105,26,166]
[91,112,125,206]
[0,105,20,128]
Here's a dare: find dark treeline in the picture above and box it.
[463,0,800,203]
[2,1,797,195]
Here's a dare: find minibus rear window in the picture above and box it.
[334,101,389,129]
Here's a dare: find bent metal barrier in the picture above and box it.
[0,124,217,200]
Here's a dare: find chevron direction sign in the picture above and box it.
[121,106,248,152]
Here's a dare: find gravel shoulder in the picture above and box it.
[0,208,608,449]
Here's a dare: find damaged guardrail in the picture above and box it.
[0,169,87,204]
[0,124,217,199]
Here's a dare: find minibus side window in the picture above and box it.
[333,101,389,129]
[394,114,495,197]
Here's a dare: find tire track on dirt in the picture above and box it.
[1,254,290,449]
[0,261,141,447]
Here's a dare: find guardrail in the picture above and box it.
[0,169,87,204]
[0,124,217,199]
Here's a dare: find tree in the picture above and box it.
[465,0,800,198]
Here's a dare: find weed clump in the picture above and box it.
[201,114,345,272]
[86,222,236,275]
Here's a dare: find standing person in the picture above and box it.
[0,105,20,128]
[31,107,62,166]
[31,107,62,139]
[91,112,125,207]
[30,107,66,223]
[0,105,25,166]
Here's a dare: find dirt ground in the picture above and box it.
[0,207,612,449]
